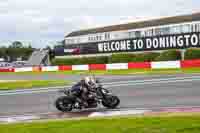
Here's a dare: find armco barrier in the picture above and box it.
[2,59,200,73]
[72,65,89,71]
[181,59,200,68]
[151,61,181,69]
[32,66,41,72]
[59,65,72,71]
[41,66,59,72]
[106,63,128,70]
[14,67,33,72]
[128,62,151,69]
[89,64,106,70]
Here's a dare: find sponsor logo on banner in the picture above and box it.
[97,32,200,53]
[64,48,80,54]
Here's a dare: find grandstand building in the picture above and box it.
[57,12,200,56]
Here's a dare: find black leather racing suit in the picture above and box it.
[70,80,91,106]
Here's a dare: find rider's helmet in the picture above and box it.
[83,76,96,87]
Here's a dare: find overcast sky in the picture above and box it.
[0,0,199,48]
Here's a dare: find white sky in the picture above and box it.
[0,0,199,48]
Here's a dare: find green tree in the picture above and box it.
[45,45,52,51]
[0,46,7,58]
[54,40,64,49]
[10,41,23,48]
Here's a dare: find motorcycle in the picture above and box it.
[55,79,120,112]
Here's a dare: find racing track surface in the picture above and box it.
[0,74,200,116]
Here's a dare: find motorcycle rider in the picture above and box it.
[70,76,96,107]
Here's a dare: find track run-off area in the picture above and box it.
[0,74,200,122]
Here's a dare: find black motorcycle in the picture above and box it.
[55,80,120,112]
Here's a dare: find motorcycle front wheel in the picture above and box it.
[102,95,120,109]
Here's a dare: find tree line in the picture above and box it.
[0,41,35,61]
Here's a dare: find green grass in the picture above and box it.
[1,115,200,133]
[0,80,70,90]
[1,68,200,75]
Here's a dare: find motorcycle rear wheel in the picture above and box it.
[55,96,73,112]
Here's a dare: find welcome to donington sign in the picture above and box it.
[97,32,200,53]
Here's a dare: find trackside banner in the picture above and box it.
[97,32,200,53]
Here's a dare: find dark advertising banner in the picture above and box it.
[96,32,200,53]
[62,32,200,55]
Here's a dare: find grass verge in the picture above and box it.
[0,80,70,91]
[1,68,200,75]
[1,115,200,133]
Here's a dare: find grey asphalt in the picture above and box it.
[0,74,200,116]
[0,73,198,82]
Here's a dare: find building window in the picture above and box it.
[88,34,103,42]
[198,24,200,32]
[105,33,110,40]
[128,31,135,38]
[118,32,128,39]
[98,35,100,41]
[65,39,68,44]
[128,32,132,38]
[191,24,196,32]
[163,27,170,35]
[155,28,161,36]
[194,23,200,32]
[88,36,94,42]
[135,31,141,38]
[114,33,119,39]
[141,31,145,37]
[145,29,153,37]
[152,28,156,36]
[182,24,190,33]
[66,39,75,44]
[170,26,181,34]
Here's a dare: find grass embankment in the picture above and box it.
[1,68,200,75]
[0,80,70,91]
[1,115,200,133]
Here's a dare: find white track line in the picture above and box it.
[1,105,200,123]
[1,105,200,118]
